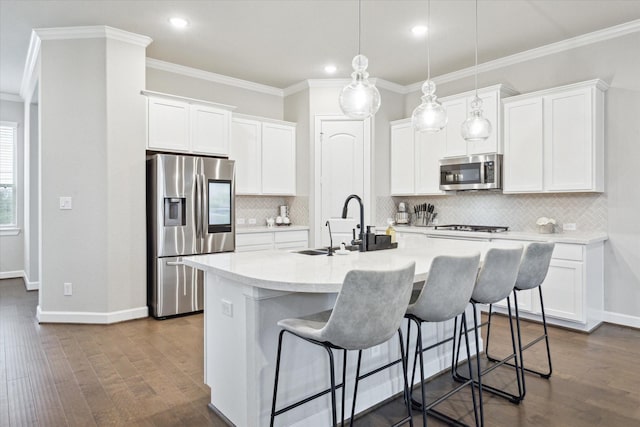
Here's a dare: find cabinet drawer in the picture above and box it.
[274,230,308,243]
[235,244,273,253]
[552,243,583,261]
[236,232,273,246]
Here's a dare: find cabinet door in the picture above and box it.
[540,259,584,322]
[390,122,415,195]
[441,97,468,158]
[261,123,296,195]
[415,129,445,194]
[190,105,230,156]
[230,118,262,195]
[148,97,189,152]
[544,88,593,191]
[467,91,499,155]
[503,97,544,193]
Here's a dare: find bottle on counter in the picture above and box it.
[385,218,396,243]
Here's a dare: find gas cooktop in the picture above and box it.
[434,224,509,233]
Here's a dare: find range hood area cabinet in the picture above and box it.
[143,90,236,157]
[390,84,515,197]
[390,118,445,196]
[230,114,296,196]
[439,84,518,158]
[503,79,607,193]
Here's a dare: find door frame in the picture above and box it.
[313,115,372,247]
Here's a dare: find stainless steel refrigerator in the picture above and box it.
[147,153,235,318]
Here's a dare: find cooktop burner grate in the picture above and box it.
[434,224,509,233]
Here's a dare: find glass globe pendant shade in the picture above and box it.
[461,96,491,142]
[412,80,447,132]
[339,54,381,119]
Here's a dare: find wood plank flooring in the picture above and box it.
[1,277,639,426]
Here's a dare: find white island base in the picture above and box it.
[186,240,490,426]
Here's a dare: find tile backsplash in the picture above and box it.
[236,196,308,227]
[377,192,607,232]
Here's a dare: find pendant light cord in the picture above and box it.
[427,0,431,81]
[358,0,362,55]
[474,0,478,99]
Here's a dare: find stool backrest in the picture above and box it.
[515,242,555,290]
[472,246,523,304]
[407,253,481,322]
[321,262,416,351]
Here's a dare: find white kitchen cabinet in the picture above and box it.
[147,96,190,152]
[236,229,309,252]
[503,79,607,194]
[262,122,296,195]
[390,120,416,195]
[440,85,516,158]
[390,119,445,196]
[230,115,296,196]
[144,90,234,156]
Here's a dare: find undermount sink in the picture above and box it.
[294,245,359,256]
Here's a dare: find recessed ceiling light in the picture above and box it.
[324,64,337,74]
[412,25,428,37]
[169,17,189,29]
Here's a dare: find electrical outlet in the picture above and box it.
[221,299,233,317]
[248,218,256,225]
[563,223,577,231]
[59,196,73,210]
[237,218,245,225]
[64,282,72,296]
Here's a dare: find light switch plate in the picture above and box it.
[59,196,72,210]
[563,223,577,231]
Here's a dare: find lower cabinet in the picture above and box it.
[236,229,309,252]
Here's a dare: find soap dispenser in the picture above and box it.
[385,218,396,243]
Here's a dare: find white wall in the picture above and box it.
[38,33,147,321]
[403,32,640,319]
[0,99,24,277]
[146,67,283,119]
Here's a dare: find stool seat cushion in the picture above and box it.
[471,246,523,305]
[276,263,415,351]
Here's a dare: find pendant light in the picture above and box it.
[461,0,491,142]
[411,0,447,132]
[339,0,381,119]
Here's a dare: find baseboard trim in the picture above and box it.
[0,270,24,280]
[602,311,640,329]
[37,305,148,324]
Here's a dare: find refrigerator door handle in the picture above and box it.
[195,173,202,239]
[200,173,207,240]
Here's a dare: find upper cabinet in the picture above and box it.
[440,85,517,158]
[503,80,607,193]
[143,91,235,157]
[230,115,296,196]
[390,119,445,196]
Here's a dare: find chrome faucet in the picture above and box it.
[341,194,365,252]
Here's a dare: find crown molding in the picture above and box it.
[146,58,284,97]
[282,77,406,97]
[34,25,152,47]
[19,30,41,99]
[406,18,640,92]
[0,92,24,103]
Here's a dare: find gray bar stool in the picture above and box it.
[485,242,555,396]
[404,253,482,427]
[270,262,416,427]
[452,246,525,406]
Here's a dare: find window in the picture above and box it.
[0,121,17,227]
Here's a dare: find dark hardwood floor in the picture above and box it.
[1,277,639,426]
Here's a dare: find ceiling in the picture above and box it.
[2,0,640,96]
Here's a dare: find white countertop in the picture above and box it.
[392,225,607,244]
[183,238,494,293]
[236,225,309,234]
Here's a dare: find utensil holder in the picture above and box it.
[413,211,433,227]
[537,223,554,234]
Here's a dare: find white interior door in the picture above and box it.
[319,119,365,247]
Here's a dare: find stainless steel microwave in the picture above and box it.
[439,154,502,191]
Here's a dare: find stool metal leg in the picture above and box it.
[513,288,553,378]
[342,350,347,427]
[323,345,338,427]
[397,328,414,427]
[350,350,363,426]
[270,329,286,427]
[467,310,483,427]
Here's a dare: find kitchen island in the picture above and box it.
[183,238,497,426]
